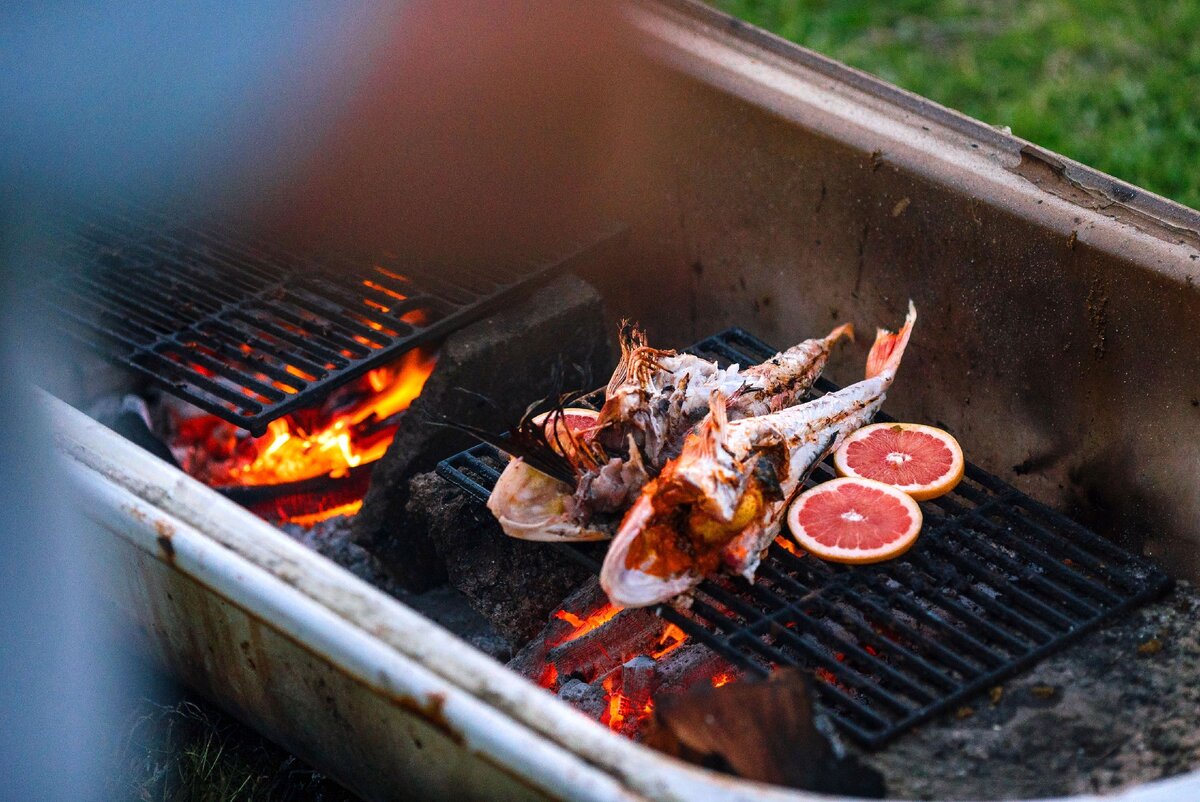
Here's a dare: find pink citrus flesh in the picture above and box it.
[786,477,923,564]
[833,422,964,501]
[532,407,599,453]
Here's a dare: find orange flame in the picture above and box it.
[284,500,365,527]
[711,672,734,688]
[229,347,436,486]
[775,535,804,557]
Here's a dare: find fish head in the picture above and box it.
[599,447,765,608]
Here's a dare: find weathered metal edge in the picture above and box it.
[627,0,1200,280]
[47,376,1200,801]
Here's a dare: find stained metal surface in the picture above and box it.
[438,328,1171,748]
[38,202,622,435]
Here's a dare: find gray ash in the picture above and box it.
[855,581,1200,800]
[280,513,513,661]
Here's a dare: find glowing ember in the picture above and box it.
[601,675,626,730]
[775,535,805,558]
[814,666,838,685]
[284,500,365,527]
[538,663,559,689]
[550,604,621,647]
[711,672,735,688]
[649,624,687,659]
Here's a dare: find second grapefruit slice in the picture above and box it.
[786,477,923,564]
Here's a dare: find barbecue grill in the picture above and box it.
[44,0,1200,800]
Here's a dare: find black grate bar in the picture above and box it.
[435,328,1172,747]
[767,551,991,678]
[38,201,624,435]
[755,563,962,692]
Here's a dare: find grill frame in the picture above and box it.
[41,204,623,436]
[437,327,1173,748]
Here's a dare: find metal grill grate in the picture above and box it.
[39,202,622,435]
[437,328,1172,748]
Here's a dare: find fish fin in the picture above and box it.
[693,391,730,461]
[827,321,855,345]
[606,320,650,395]
[440,390,602,483]
[865,301,917,379]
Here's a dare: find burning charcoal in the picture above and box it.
[545,608,662,682]
[557,678,607,720]
[644,668,885,797]
[618,656,657,721]
[507,578,618,681]
[600,656,660,740]
[506,635,554,682]
[653,642,746,697]
[354,275,610,591]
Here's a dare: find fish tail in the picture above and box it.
[865,301,917,379]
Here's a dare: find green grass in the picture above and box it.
[714,0,1200,211]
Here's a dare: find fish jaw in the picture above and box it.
[487,458,610,542]
[600,493,702,608]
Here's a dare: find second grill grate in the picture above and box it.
[40,202,623,435]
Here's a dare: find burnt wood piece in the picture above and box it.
[404,470,591,644]
[614,655,658,738]
[354,274,610,592]
[507,577,616,678]
[544,609,662,683]
[653,642,745,695]
[644,668,885,797]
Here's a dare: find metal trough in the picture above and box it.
[51,0,1200,799]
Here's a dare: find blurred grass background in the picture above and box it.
[714,0,1200,211]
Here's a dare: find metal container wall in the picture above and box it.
[51,0,1200,799]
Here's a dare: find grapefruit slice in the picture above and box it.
[532,407,599,455]
[786,477,923,564]
[833,422,964,501]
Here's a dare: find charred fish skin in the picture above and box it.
[488,322,853,543]
[601,303,916,608]
[595,323,854,469]
[572,322,853,530]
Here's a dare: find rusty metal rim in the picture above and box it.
[50,391,831,802]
